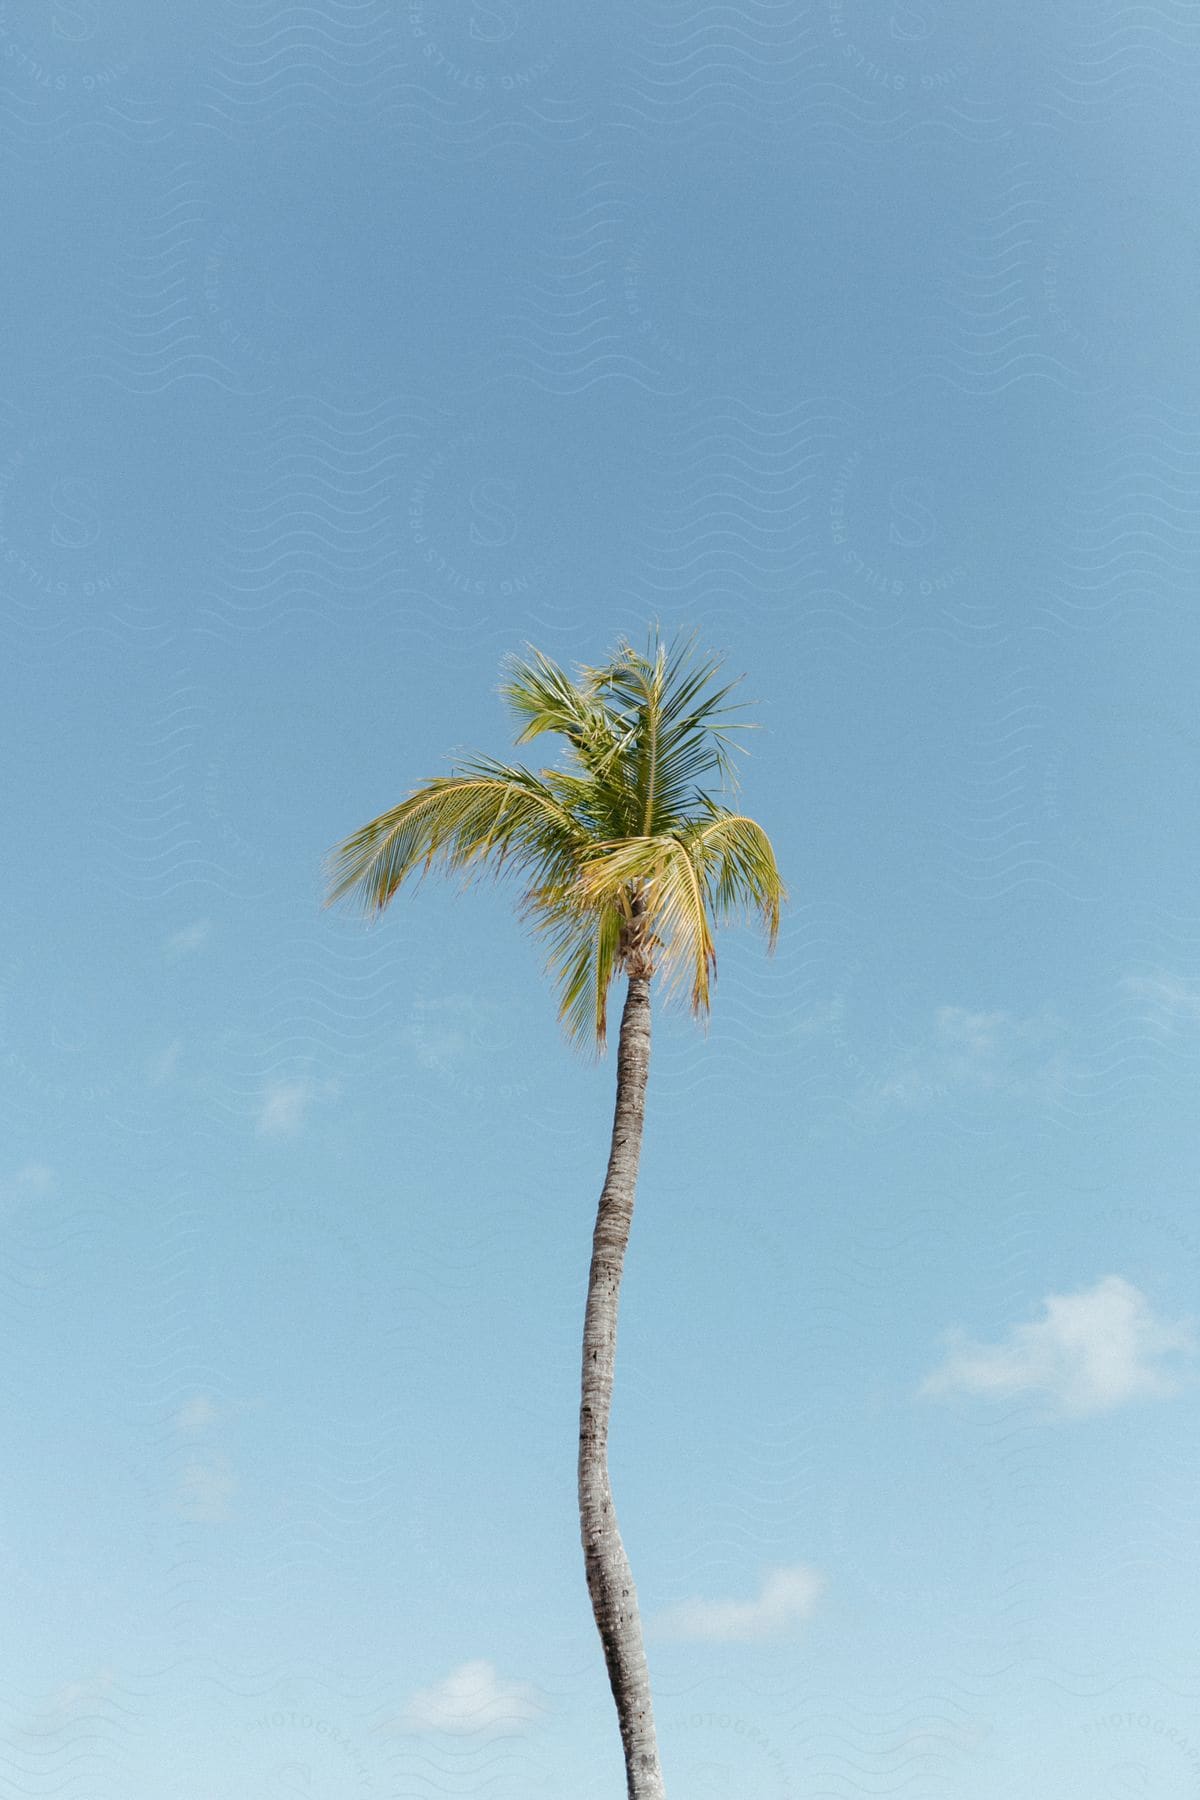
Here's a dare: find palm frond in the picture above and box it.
[574,834,718,1015]
[583,630,754,834]
[688,809,786,949]
[326,630,785,1052]
[526,889,625,1052]
[500,646,631,780]
[324,758,586,914]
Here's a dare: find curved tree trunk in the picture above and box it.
[578,974,667,1799]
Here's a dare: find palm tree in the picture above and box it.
[325,630,785,1799]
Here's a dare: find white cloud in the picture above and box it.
[176,1453,236,1523]
[175,1395,221,1435]
[0,1164,57,1213]
[173,1395,234,1520]
[789,998,845,1038]
[406,996,491,1073]
[165,919,211,957]
[1123,973,1200,1027]
[23,1669,117,1738]
[935,1006,1010,1056]
[18,1161,55,1190]
[653,1564,825,1644]
[878,1005,1066,1106]
[148,1040,183,1085]
[255,1077,338,1138]
[397,1661,544,1736]
[12,1162,55,1194]
[922,1276,1196,1417]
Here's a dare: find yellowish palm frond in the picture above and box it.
[325,630,786,1051]
[501,646,633,784]
[582,631,752,833]
[324,758,586,915]
[575,834,718,1015]
[525,888,625,1052]
[688,808,786,949]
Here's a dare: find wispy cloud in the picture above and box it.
[0,1163,57,1218]
[406,996,492,1074]
[922,1276,1196,1417]
[788,998,845,1038]
[164,919,211,958]
[396,1661,544,1735]
[1,1162,56,1203]
[653,1564,825,1643]
[177,1454,236,1522]
[18,1161,55,1190]
[877,1005,1067,1106]
[1123,973,1200,1029]
[175,1395,222,1434]
[172,1394,236,1522]
[21,1670,117,1739]
[255,1076,338,1138]
[148,1039,183,1085]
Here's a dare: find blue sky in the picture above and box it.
[3,3,1200,1795]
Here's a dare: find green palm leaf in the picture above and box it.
[325,629,785,1047]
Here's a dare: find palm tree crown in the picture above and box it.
[325,631,786,1047]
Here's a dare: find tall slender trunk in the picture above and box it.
[578,974,667,1799]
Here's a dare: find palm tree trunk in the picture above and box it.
[578,973,667,1799]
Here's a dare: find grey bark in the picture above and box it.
[578,974,667,1799]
